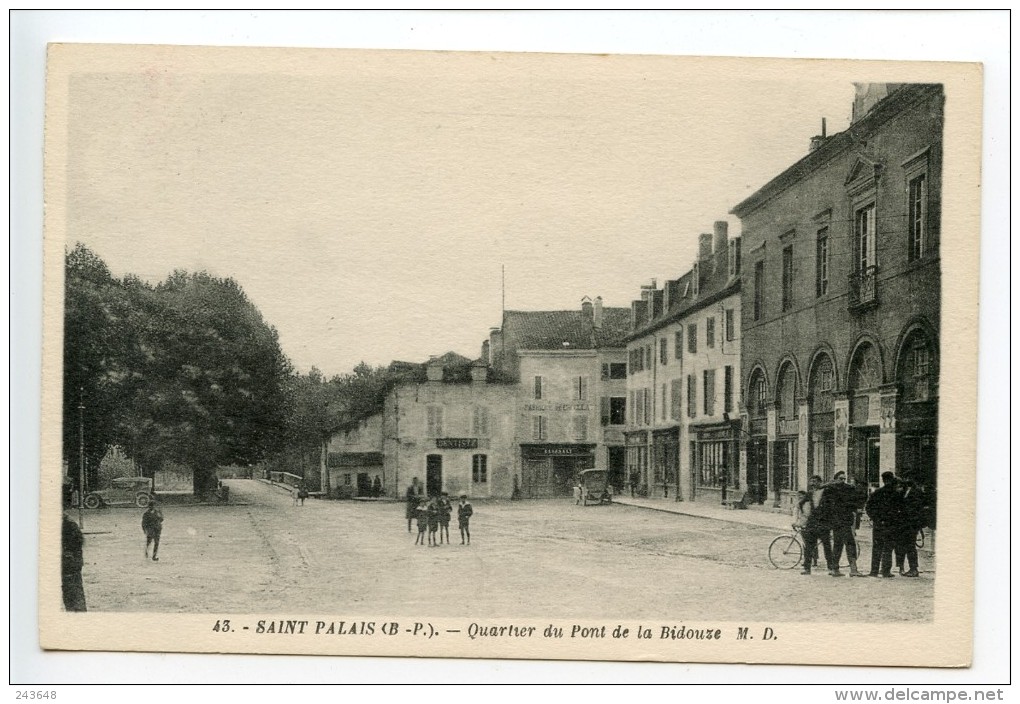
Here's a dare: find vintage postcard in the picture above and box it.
[40,44,982,667]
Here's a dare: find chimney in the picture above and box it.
[581,296,593,320]
[699,233,713,261]
[488,327,502,367]
[593,296,603,329]
[470,360,488,384]
[481,339,490,363]
[426,356,443,382]
[713,221,728,259]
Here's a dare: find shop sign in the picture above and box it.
[540,446,590,456]
[436,437,478,449]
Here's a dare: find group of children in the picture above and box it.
[413,492,473,546]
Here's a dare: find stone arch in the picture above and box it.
[807,343,841,393]
[846,334,886,393]
[745,363,770,422]
[774,357,801,424]
[892,316,939,382]
[771,354,803,405]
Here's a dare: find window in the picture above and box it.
[908,174,927,261]
[706,317,716,349]
[816,228,830,297]
[703,369,716,416]
[856,202,877,270]
[532,415,547,441]
[698,441,731,488]
[472,406,490,437]
[534,375,544,400]
[606,362,627,379]
[574,376,589,401]
[343,473,352,486]
[687,324,697,353]
[609,397,626,425]
[725,309,735,342]
[659,338,668,365]
[661,384,667,421]
[728,238,742,278]
[670,379,682,420]
[572,415,589,441]
[782,245,794,311]
[754,260,765,321]
[628,390,635,425]
[910,345,932,402]
[692,262,700,297]
[472,454,488,483]
[674,329,683,360]
[426,406,444,438]
[724,365,734,414]
[687,375,697,418]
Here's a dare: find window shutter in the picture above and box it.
[600,396,610,426]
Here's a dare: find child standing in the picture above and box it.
[457,495,473,545]
[426,497,440,547]
[414,499,428,546]
[438,492,453,545]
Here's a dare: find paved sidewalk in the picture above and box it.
[612,495,796,532]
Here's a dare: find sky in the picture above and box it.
[64,48,860,378]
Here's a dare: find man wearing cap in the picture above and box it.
[818,471,864,576]
[798,475,835,575]
[865,471,902,578]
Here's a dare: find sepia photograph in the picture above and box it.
[12,10,1009,692]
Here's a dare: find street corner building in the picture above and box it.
[623,220,743,505]
[731,83,942,513]
[326,353,518,500]
[490,298,631,498]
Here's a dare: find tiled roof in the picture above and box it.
[504,307,630,350]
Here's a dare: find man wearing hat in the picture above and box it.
[818,470,864,576]
[865,471,902,578]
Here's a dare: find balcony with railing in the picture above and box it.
[848,265,879,311]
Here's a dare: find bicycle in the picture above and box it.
[915,527,925,549]
[768,525,854,570]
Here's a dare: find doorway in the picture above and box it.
[608,447,626,493]
[851,428,881,489]
[356,472,372,497]
[747,438,768,504]
[426,454,443,497]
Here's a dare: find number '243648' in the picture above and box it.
[16,693,56,700]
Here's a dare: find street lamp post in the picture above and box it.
[78,389,86,530]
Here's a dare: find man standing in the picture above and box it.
[866,471,901,578]
[818,470,863,577]
[61,513,87,611]
[142,501,164,562]
[895,479,923,577]
[798,475,834,575]
[457,494,473,545]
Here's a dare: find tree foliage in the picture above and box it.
[63,245,292,496]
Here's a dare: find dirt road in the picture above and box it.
[75,479,933,622]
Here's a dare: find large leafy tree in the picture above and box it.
[63,245,292,497]
[125,270,292,495]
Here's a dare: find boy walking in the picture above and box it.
[414,499,428,545]
[142,501,164,562]
[457,495,473,545]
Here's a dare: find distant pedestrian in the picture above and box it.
[142,501,164,562]
[296,484,309,506]
[61,513,86,611]
[372,476,383,497]
[894,479,923,577]
[414,499,428,546]
[438,492,452,545]
[866,471,901,578]
[629,470,638,498]
[798,475,835,575]
[427,497,440,547]
[457,494,473,545]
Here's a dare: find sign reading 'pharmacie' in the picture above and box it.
[435,437,478,449]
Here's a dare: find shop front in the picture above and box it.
[623,431,648,497]
[689,421,739,504]
[651,427,679,499]
[519,443,595,498]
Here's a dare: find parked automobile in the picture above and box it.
[577,468,613,506]
[83,476,155,509]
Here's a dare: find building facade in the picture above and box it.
[490,298,631,497]
[624,222,743,504]
[732,83,942,511]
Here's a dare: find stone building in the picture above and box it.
[488,299,630,497]
[624,222,742,504]
[731,83,942,511]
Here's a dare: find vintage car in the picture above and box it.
[83,476,155,509]
[577,468,613,506]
